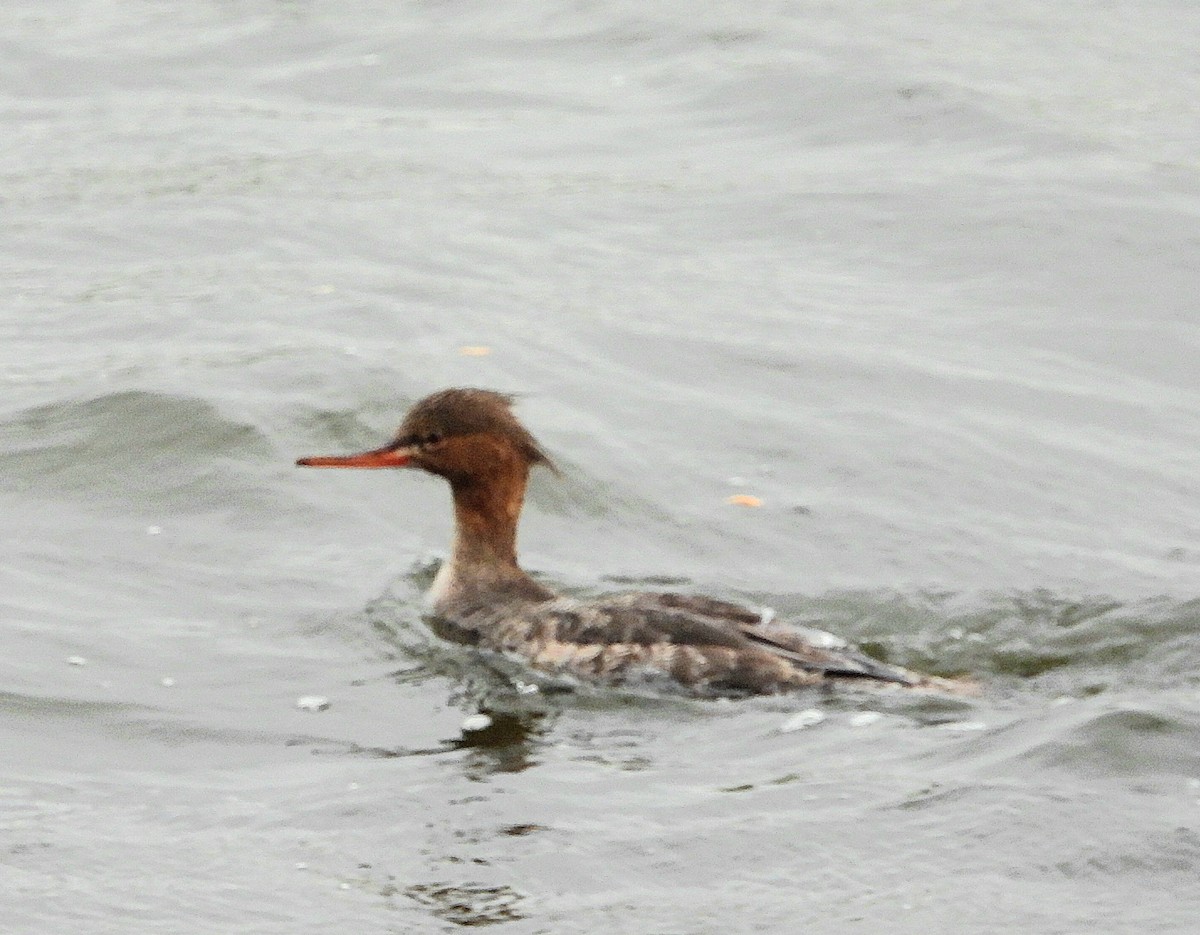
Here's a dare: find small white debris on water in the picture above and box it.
[758,606,776,625]
[160,677,176,687]
[294,862,308,870]
[779,709,825,733]
[937,720,987,732]
[947,627,964,640]
[339,883,350,891]
[1186,778,1200,790]
[296,695,330,712]
[461,713,493,732]
[849,712,882,728]
[1052,695,1075,706]
[67,655,88,667]
[727,476,747,487]
[513,680,539,695]
[145,525,162,535]
[347,782,360,791]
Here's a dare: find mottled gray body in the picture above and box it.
[429,590,936,695]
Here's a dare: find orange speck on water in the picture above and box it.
[726,494,763,507]
[459,346,492,356]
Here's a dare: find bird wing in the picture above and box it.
[541,591,918,685]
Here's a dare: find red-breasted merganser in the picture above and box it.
[298,388,964,695]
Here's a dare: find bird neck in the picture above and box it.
[428,463,555,610]
[451,466,526,571]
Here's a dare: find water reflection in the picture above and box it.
[296,704,551,778]
[403,881,527,927]
[447,708,549,779]
[362,579,564,777]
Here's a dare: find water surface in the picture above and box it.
[3,2,1200,932]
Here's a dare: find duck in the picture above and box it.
[298,388,964,696]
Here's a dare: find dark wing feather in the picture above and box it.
[548,592,918,686]
[736,621,918,685]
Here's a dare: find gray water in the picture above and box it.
[3,2,1200,932]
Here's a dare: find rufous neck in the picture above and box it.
[448,467,526,573]
[426,463,556,611]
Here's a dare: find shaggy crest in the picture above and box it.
[397,388,554,469]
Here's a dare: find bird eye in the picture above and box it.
[424,432,443,446]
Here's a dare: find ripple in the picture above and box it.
[0,390,275,511]
[756,590,1200,694]
[1017,704,1200,778]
